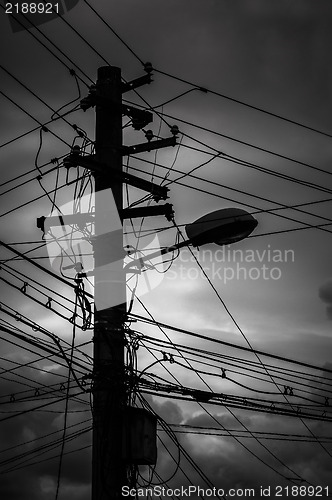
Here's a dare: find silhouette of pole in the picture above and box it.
[92,65,127,499]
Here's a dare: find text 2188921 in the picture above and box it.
[5,3,59,14]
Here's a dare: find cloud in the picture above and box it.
[142,391,332,496]
[318,280,332,319]
[0,357,91,500]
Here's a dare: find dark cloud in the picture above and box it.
[1,0,332,497]
[140,395,332,498]
[318,280,332,319]
[0,354,91,499]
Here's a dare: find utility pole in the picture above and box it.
[92,65,126,499]
[39,64,177,498]
[35,64,260,500]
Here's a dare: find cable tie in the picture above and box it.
[20,282,28,294]
[35,388,40,397]
[221,368,226,378]
[169,354,175,364]
[46,297,52,308]
[10,394,15,402]
[162,351,168,361]
[60,383,66,391]
[325,397,329,407]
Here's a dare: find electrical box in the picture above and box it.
[122,407,157,465]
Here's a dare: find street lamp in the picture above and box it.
[185,208,258,247]
[125,208,258,271]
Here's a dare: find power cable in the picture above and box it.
[0,238,92,299]
[127,164,332,236]
[153,68,332,140]
[81,0,145,66]
[0,64,88,141]
[55,293,78,499]
[173,219,332,461]
[139,339,305,483]
[0,89,71,148]
[79,1,332,140]
[139,336,332,397]
[124,99,332,178]
[129,156,332,229]
[0,3,92,86]
[129,314,332,376]
[0,390,85,424]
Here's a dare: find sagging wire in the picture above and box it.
[34,127,48,176]
[170,218,332,462]
[55,291,79,500]
[139,336,332,400]
[51,69,82,121]
[74,275,92,331]
[125,329,141,407]
[138,394,213,497]
[150,107,164,183]
[160,133,184,186]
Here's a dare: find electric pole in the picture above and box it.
[34,63,260,500]
[39,64,177,498]
[92,65,126,499]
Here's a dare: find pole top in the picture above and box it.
[97,66,121,80]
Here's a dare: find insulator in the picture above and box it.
[170,124,179,136]
[63,156,74,169]
[145,130,153,141]
[80,96,93,111]
[144,62,153,74]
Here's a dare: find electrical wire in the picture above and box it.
[126,164,332,237]
[0,89,72,148]
[123,98,332,178]
[0,3,92,86]
[77,0,332,141]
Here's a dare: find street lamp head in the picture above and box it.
[185,208,258,247]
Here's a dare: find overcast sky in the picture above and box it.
[0,1,332,499]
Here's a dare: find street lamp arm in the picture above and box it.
[123,239,190,273]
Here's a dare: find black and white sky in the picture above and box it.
[0,1,332,499]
